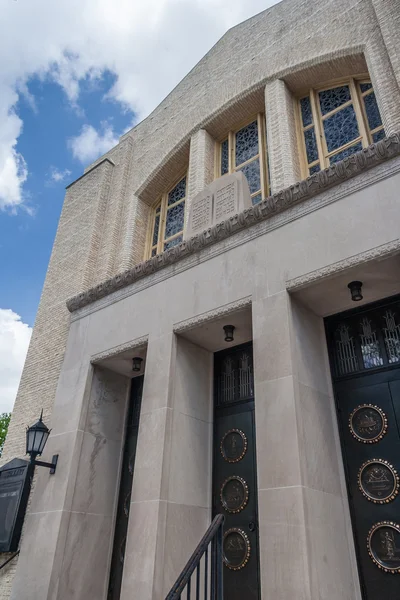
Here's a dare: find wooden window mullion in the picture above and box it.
[310,88,326,169]
[349,78,369,148]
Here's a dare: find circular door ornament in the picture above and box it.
[367,522,400,573]
[358,459,399,504]
[220,429,247,463]
[223,528,251,570]
[349,404,387,443]
[220,476,249,514]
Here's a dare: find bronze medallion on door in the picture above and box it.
[358,459,399,504]
[220,429,248,463]
[223,528,251,570]
[220,476,249,513]
[349,404,388,443]
[367,522,400,573]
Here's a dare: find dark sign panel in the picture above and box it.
[0,458,31,552]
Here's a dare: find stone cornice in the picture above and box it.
[67,133,400,313]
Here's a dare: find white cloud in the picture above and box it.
[0,0,279,210]
[0,309,32,414]
[69,123,119,164]
[47,166,72,184]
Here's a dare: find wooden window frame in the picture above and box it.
[297,76,385,177]
[145,172,188,259]
[216,113,270,202]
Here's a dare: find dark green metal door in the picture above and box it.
[213,343,260,600]
[326,295,400,599]
[107,375,144,600]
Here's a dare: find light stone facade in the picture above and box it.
[2,0,400,598]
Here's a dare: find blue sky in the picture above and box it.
[0,73,132,327]
[0,0,278,412]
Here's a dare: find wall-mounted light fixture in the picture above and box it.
[348,281,363,302]
[132,357,143,372]
[223,325,235,342]
[26,411,58,474]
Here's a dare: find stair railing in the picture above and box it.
[165,514,224,600]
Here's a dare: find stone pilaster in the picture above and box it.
[371,0,400,89]
[264,79,301,192]
[185,129,216,229]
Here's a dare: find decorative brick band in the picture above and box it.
[66,133,400,313]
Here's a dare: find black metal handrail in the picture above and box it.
[0,550,19,571]
[165,514,224,600]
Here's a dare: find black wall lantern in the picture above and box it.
[26,411,58,474]
[132,356,143,372]
[223,324,235,342]
[348,281,363,302]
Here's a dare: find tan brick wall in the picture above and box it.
[2,0,400,596]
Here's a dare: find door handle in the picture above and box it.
[248,522,256,532]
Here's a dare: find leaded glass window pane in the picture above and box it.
[360,82,373,93]
[300,96,313,127]
[152,214,160,246]
[164,235,183,250]
[165,202,185,238]
[252,193,262,205]
[238,158,261,194]
[319,85,351,115]
[235,121,259,166]
[383,309,400,364]
[151,247,157,257]
[323,104,359,152]
[363,91,383,131]
[221,139,229,175]
[304,127,319,163]
[329,141,363,164]
[309,164,320,175]
[372,129,385,143]
[168,177,186,205]
[359,317,384,369]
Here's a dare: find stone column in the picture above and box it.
[252,291,360,599]
[120,335,213,600]
[264,79,301,193]
[185,129,216,229]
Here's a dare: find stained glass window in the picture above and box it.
[300,96,313,127]
[323,105,359,152]
[304,128,319,163]
[221,139,229,175]
[148,175,187,257]
[238,158,261,194]
[309,164,321,175]
[299,79,384,174]
[329,142,363,164]
[319,85,352,116]
[219,114,270,203]
[235,121,259,165]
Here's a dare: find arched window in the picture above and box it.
[147,174,187,257]
[298,78,385,176]
[218,114,270,204]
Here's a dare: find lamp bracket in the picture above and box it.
[34,455,58,475]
